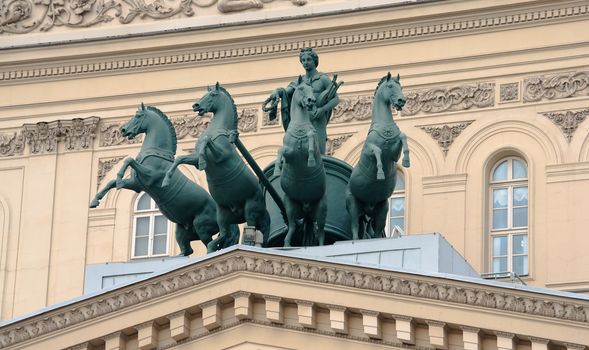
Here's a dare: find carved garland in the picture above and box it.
[402,83,494,116]
[1,253,587,348]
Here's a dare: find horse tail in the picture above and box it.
[400,132,410,168]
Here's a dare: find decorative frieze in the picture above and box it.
[326,133,353,156]
[99,122,142,147]
[403,83,494,116]
[0,0,308,35]
[97,156,125,188]
[331,96,373,124]
[500,83,519,103]
[262,110,280,127]
[0,132,25,157]
[524,71,589,103]
[22,117,99,154]
[171,114,210,140]
[1,252,588,348]
[541,108,589,143]
[418,121,474,156]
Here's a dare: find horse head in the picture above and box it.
[376,72,406,111]
[293,76,317,113]
[120,102,149,139]
[193,82,222,116]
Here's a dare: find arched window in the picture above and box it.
[132,193,170,258]
[388,172,406,237]
[488,157,528,276]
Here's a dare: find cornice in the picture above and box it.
[0,1,587,84]
[1,249,587,348]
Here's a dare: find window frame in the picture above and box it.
[487,157,529,277]
[131,192,171,259]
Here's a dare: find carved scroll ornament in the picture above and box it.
[331,96,373,124]
[22,117,99,154]
[402,83,494,116]
[326,133,353,156]
[542,108,589,143]
[0,132,25,156]
[0,0,308,34]
[419,121,473,156]
[524,72,589,103]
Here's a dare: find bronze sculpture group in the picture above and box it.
[90,48,410,255]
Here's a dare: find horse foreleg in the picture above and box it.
[400,132,410,168]
[162,153,199,187]
[207,206,231,253]
[274,147,284,176]
[90,178,141,208]
[283,196,300,247]
[372,200,389,239]
[196,136,210,170]
[306,130,316,168]
[120,158,159,188]
[367,144,385,180]
[345,190,363,240]
[175,225,194,256]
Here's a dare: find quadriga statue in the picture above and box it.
[163,83,271,252]
[89,104,236,255]
[273,76,329,247]
[346,73,410,240]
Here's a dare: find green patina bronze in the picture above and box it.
[273,76,331,247]
[89,104,234,256]
[264,48,342,155]
[163,83,271,252]
[346,72,410,240]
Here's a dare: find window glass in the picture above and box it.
[137,193,151,211]
[492,161,508,181]
[512,159,527,179]
[132,193,169,258]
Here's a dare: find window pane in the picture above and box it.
[394,174,405,192]
[154,215,168,235]
[137,193,151,211]
[513,207,528,227]
[493,188,508,208]
[492,209,508,229]
[390,198,404,217]
[513,187,528,206]
[134,236,148,257]
[493,236,508,256]
[152,235,167,255]
[135,217,150,237]
[512,159,527,179]
[513,255,529,275]
[513,234,528,254]
[391,217,404,232]
[493,257,508,273]
[492,161,508,181]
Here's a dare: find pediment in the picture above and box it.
[1,246,588,349]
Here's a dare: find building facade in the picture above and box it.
[1,0,589,346]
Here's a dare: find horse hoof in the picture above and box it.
[198,160,207,170]
[402,159,410,168]
[179,248,193,257]
[161,177,170,188]
[283,240,291,247]
[377,170,385,180]
[115,180,124,189]
[89,199,99,208]
[273,167,281,176]
[307,157,316,168]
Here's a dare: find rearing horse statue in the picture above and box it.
[274,76,327,247]
[163,83,270,252]
[346,72,410,240]
[89,104,231,256]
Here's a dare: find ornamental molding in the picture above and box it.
[237,107,258,133]
[2,2,588,82]
[21,116,99,154]
[523,71,589,103]
[541,108,589,143]
[96,156,125,188]
[332,96,373,124]
[402,83,494,116]
[500,82,519,103]
[326,133,353,156]
[1,250,587,348]
[98,122,142,147]
[418,121,474,156]
[170,114,210,140]
[0,132,25,157]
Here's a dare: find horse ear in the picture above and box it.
[215,82,220,91]
[397,73,401,82]
[386,72,392,81]
[141,102,145,111]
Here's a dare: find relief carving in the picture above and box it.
[0,0,307,34]
[500,82,519,102]
[541,108,589,143]
[237,107,258,133]
[418,121,473,156]
[171,114,210,140]
[99,122,142,147]
[403,83,494,116]
[22,117,99,154]
[263,110,280,127]
[325,133,353,156]
[97,156,125,187]
[1,252,588,348]
[0,132,25,157]
[524,72,589,102]
[331,96,373,124]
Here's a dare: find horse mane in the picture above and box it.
[146,106,177,154]
[215,85,239,132]
[373,73,399,96]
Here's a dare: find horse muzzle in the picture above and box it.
[119,127,136,139]
[193,104,206,116]
[392,98,406,111]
